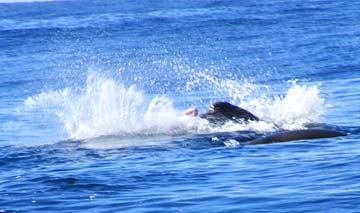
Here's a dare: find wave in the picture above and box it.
[0,9,207,31]
[24,71,326,143]
[0,0,60,3]
[0,7,272,32]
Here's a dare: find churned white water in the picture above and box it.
[25,71,326,141]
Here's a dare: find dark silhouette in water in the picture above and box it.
[184,101,346,145]
[248,129,346,145]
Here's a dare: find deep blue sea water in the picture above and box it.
[1,0,360,212]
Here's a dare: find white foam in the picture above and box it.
[25,72,203,140]
[24,71,326,144]
[195,73,326,130]
[247,81,325,129]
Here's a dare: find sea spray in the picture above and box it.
[25,71,326,141]
[244,82,325,130]
[25,72,194,139]
[190,72,326,130]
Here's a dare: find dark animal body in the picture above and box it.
[249,129,346,145]
[200,102,259,125]
[201,102,346,145]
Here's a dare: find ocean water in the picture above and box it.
[1,0,360,212]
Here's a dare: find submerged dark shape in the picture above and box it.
[193,102,346,145]
[249,129,347,145]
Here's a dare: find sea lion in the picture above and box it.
[184,101,346,144]
[199,102,259,125]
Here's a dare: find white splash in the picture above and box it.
[194,73,326,131]
[25,72,201,140]
[24,71,326,143]
[248,82,325,129]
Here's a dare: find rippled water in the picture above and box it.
[1,0,360,212]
